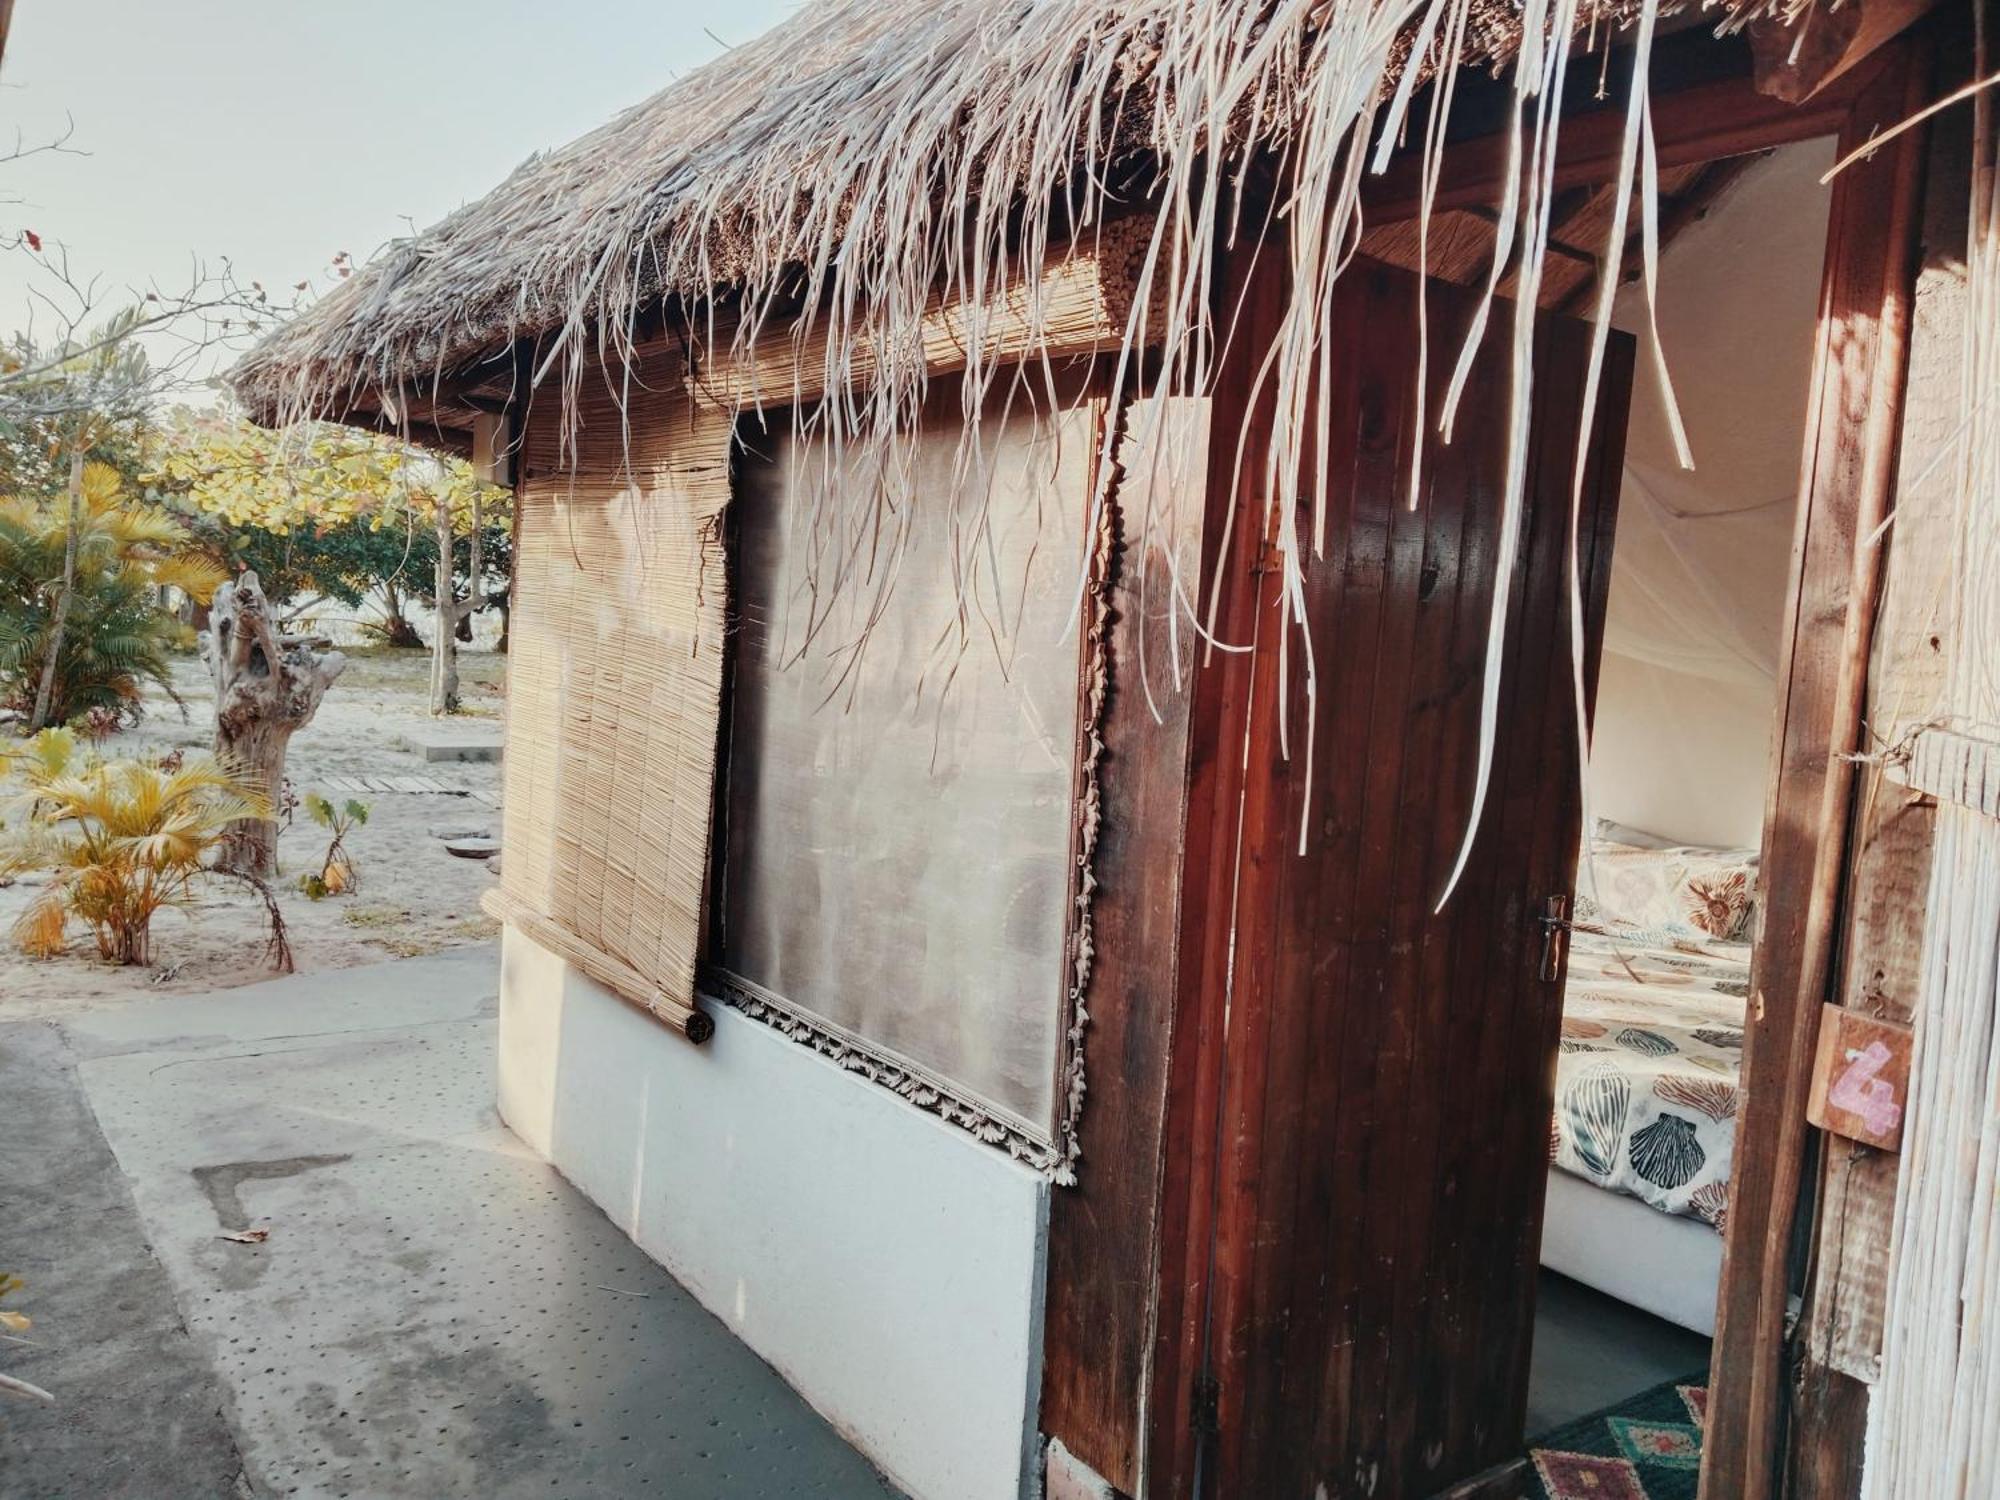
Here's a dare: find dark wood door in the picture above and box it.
[1160,253,1634,1499]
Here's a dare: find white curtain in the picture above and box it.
[1589,138,1836,849]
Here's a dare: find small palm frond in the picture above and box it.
[22,728,78,781]
[12,882,71,959]
[149,553,227,602]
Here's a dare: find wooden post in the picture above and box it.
[1698,42,1930,1500]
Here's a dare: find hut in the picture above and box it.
[234,1,1999,1496]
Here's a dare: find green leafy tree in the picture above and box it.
[150,411,511,697]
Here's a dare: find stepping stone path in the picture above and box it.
[316,773,502,809]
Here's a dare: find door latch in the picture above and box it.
[1539,894,1572,982]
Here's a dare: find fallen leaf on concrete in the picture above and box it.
[0,1371,55,1405]
[219,1229,270,1245]
[0,1310,30,1333]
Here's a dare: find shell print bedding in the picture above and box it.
[1549,909,1750,1233]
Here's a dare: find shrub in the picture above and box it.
[0,729,274,966]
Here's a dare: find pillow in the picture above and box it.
[1582,843,1759,942]
[1595,817,1680,851]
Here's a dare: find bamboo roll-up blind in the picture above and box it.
[495,361,732,1039]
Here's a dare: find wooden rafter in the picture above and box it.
[1552,151,1765,315]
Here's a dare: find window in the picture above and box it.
[711,399,1096,1149]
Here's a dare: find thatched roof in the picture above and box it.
[228,0,1784,427]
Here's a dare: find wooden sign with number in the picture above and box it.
[1807,1004,1914,1153]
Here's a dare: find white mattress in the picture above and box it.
[1540,1167,1723,1335]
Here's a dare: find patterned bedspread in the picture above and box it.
[1551,923,1748,1231]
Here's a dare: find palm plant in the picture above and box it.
[0,727,273,966]
[0,461,223,725]
[297,790,369,898]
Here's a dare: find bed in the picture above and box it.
[1539,842,1755,1336]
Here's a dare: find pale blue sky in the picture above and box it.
[0,0,796,379]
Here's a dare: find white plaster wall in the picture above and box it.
[497,926,1051,1500]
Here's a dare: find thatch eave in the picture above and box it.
[227,0,1799,433]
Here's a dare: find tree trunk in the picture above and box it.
[376,580,423,647]
[468,496,482,648]
[27,448,84,732]
[429,495,460,713]
[201,571,346,878]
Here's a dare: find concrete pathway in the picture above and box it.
[1,947,902,1499]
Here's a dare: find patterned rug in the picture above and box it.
[1527,1375,1708,1499]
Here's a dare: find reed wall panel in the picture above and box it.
[500,362,732,1025]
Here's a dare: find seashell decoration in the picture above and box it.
[1690,1181,1731,1234]
[1629,1113,1707,1190]
[1655,1074,1739,1122]
[1562,1017,1610,1039]
[1616,1027,1679,1057]
[1693,1027,1745,1050]
[1563,1064,1631,1178]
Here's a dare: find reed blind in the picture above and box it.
[488,368,732,1038]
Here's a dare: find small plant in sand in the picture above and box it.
[0,727,289,969]
[69,704,126,744]
[0,1272,28,1337]
[297,791,369,899]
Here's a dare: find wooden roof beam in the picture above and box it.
[1748,0,1940,105]
[1365,64,1873,224]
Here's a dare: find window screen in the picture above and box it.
[712,402,1096,1146]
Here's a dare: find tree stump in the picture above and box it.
[200,571,346,877]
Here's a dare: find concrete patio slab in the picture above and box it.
[45,947,902,1499]
[405,725,503,764]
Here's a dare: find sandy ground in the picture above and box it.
[0,647,508,1019]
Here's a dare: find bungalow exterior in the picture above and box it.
[235,2,2000,1497]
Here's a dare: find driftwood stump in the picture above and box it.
[200,571,346,877]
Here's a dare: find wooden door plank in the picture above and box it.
[1228,252,1381,1495]
[1382,275,1508,1480]
[1325,286,1436,1486]
[1176,248,1634,1497]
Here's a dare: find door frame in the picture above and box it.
[1137,37,1932,1500]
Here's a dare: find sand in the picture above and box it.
[0,647,508,1020]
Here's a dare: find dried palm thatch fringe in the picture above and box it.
[235,0,1812,910]
[1863,13,2000,1497]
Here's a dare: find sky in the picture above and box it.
[0,0,796,387]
